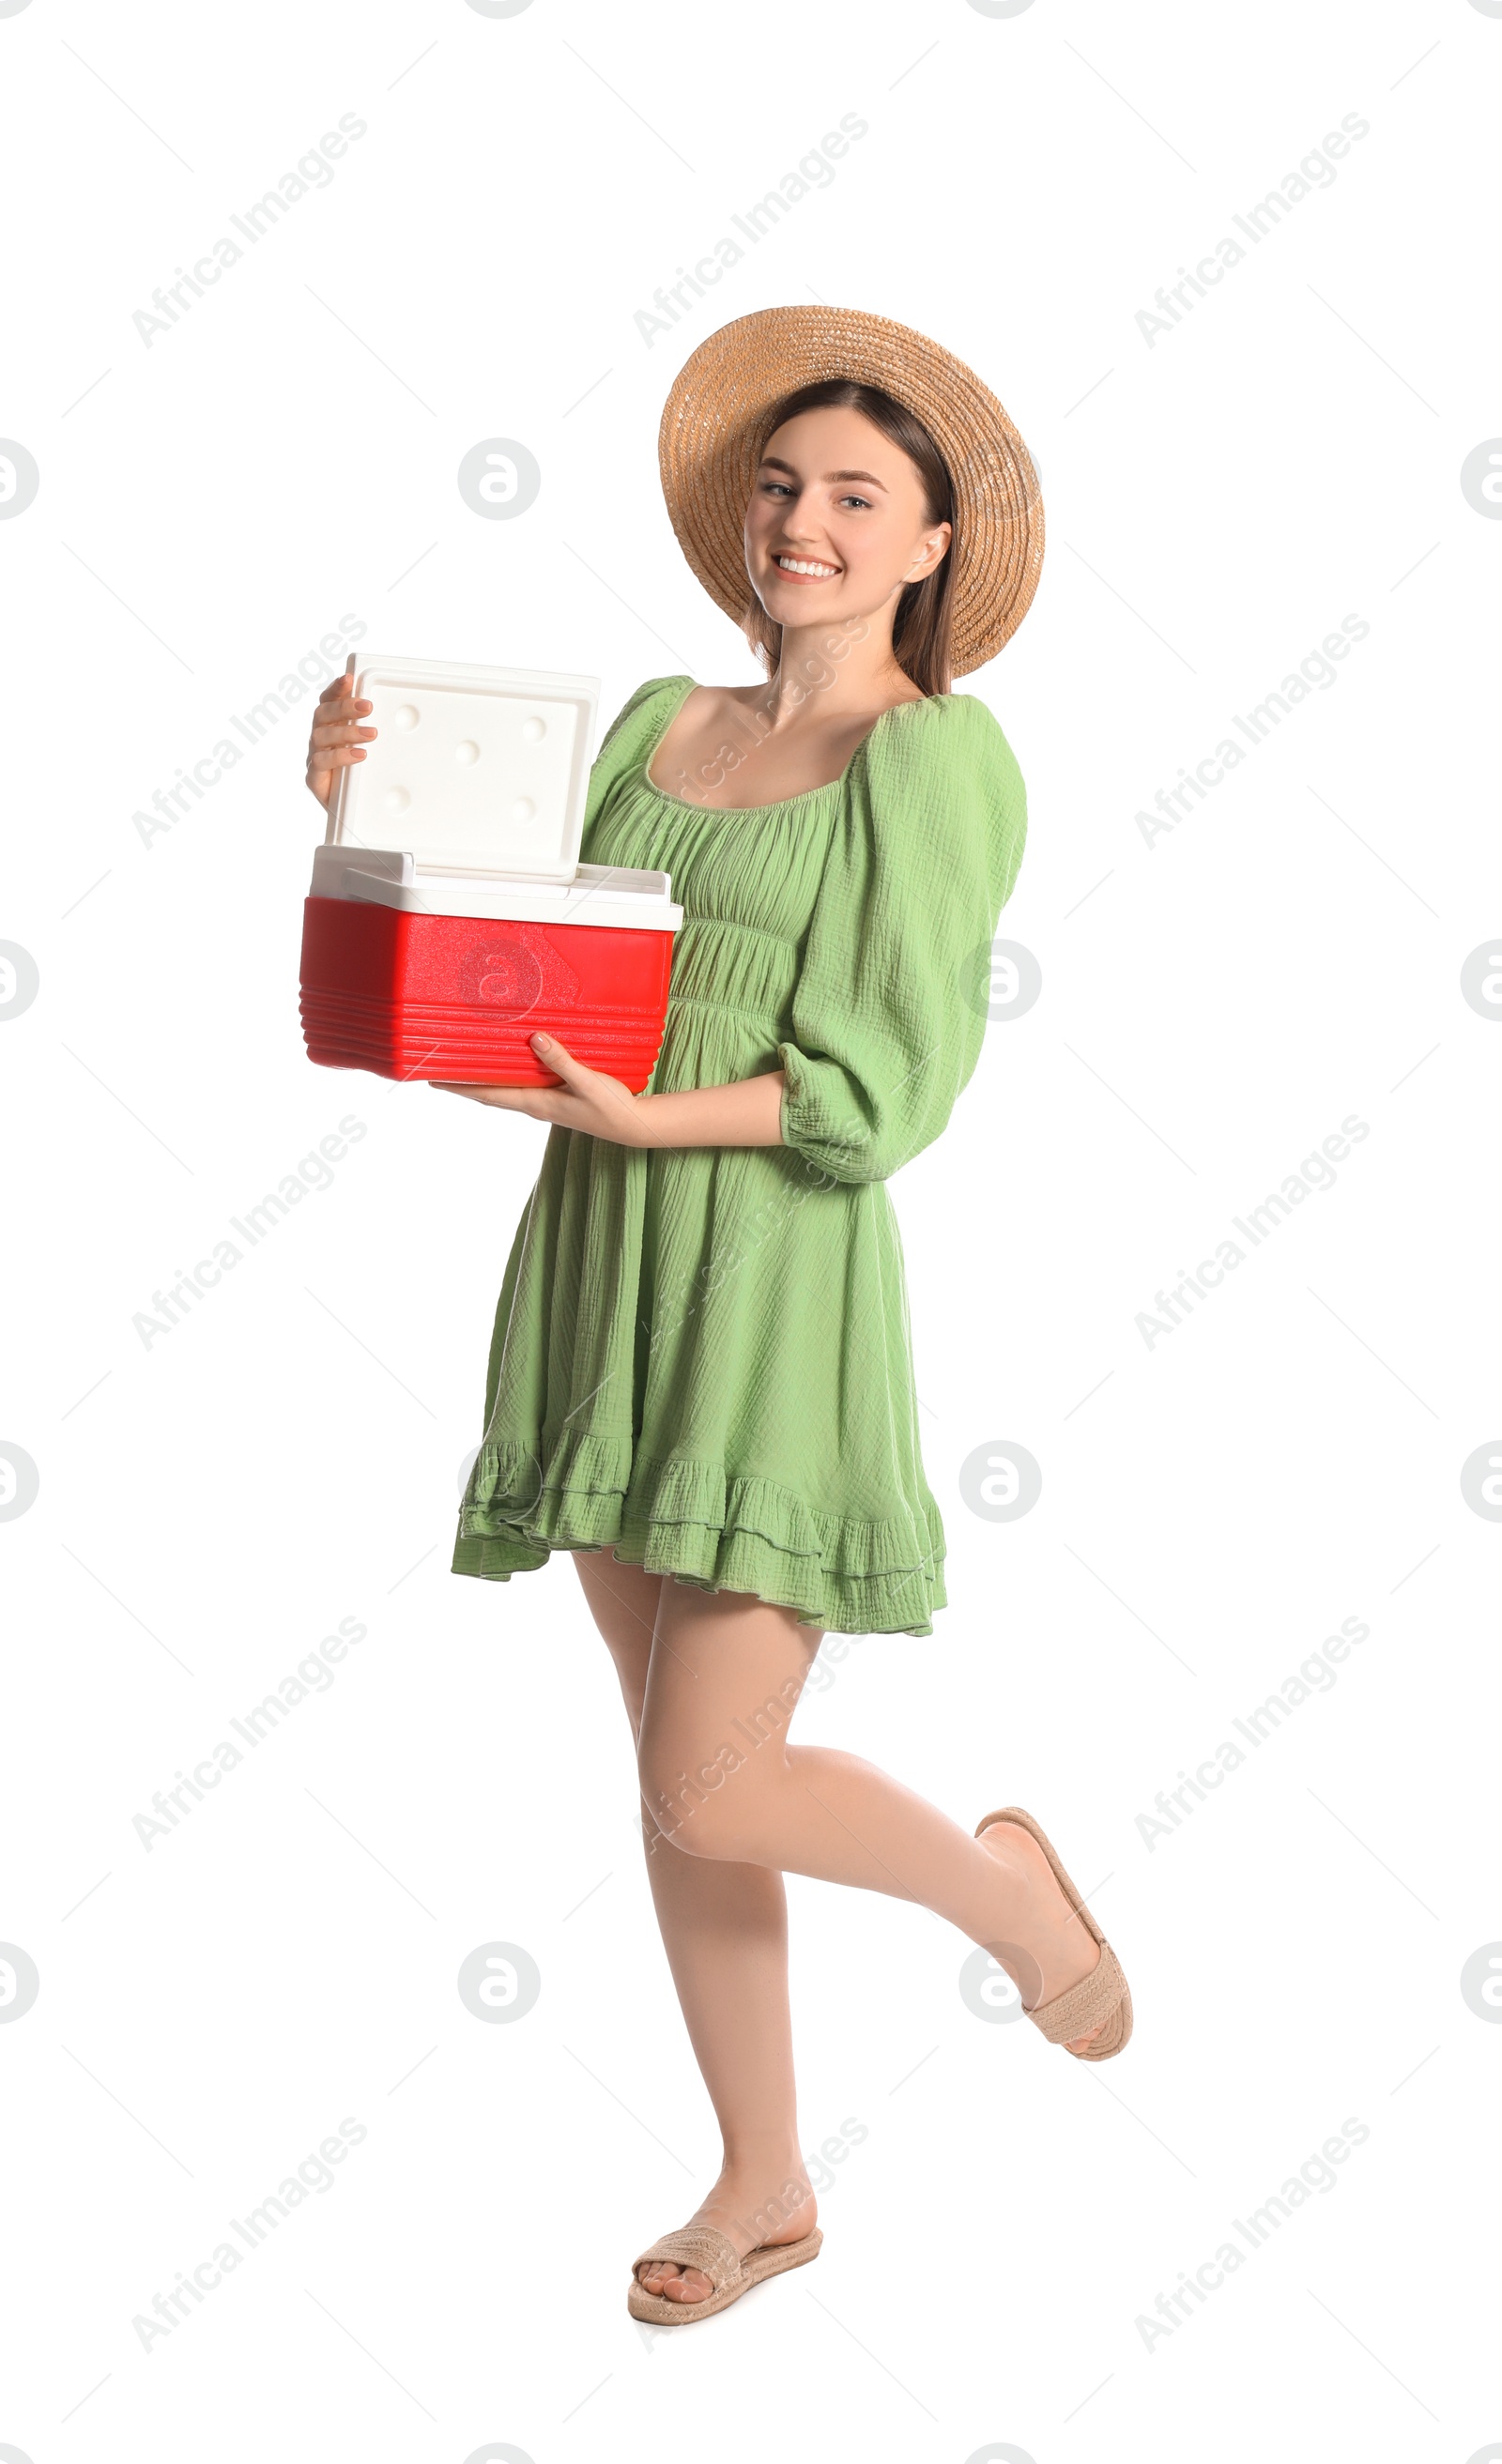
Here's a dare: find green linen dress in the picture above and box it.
[451,672,1028,1637]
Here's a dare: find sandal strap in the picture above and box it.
[1027,1941,1126,2045]
[631,2224,743,2291]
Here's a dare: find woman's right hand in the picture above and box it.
[306,670,376,809]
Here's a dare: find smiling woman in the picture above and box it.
[743,376,958,697]
[309,305,1132,2329]
[635,387,955,808]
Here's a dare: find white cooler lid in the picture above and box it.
[310,844,682,933]
[327,655,599,883]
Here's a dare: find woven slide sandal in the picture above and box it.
[627,2223,823,2324]
[974,1805,1133,2060]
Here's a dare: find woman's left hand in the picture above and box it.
[432,1033,656,1147]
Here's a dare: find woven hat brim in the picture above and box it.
[657,306,1043,677]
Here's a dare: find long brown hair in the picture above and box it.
[743,378,957,697]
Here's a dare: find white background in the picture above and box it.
[3,1,1499,2457]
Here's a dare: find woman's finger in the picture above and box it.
[528,1032,591,1086]
[310,734,375,759]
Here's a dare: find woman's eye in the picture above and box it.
[837,494,872,511]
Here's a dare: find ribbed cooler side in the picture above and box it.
[299,897,674,1090]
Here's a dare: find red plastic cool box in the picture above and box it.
[299,656,682,1089]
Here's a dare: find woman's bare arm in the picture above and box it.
[434,1032,785,1150]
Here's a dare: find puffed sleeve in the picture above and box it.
[776,693,1028,1186]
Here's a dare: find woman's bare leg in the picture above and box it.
[637,1582,1107,2043]
[574,1553,815,2305]
[577,1560,1105,2304]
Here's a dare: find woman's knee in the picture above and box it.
[638,1737,771,1859]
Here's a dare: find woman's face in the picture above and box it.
[743,405,951,637]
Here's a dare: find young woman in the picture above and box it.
[305,307,1131,2328]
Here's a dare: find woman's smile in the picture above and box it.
[772,552,842,581]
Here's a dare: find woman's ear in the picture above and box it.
[904,521,953,581]
[928,521,954,570]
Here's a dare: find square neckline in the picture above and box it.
[639,674,932,817]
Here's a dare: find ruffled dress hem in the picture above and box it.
[452,1433,946,1639]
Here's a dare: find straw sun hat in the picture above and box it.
[657,305,1044,677]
